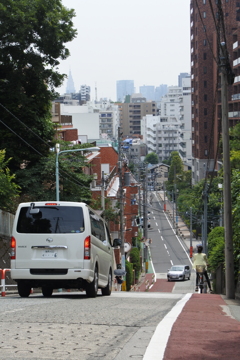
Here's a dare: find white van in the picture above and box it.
[11,201,120,298]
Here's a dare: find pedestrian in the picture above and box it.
[115,276,123,291]
[192,244,212,293]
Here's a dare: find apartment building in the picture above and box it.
[141,114,182,163]
[119,94,156,137]
[190,0,238,184]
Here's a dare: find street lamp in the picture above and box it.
[55,145,100,201]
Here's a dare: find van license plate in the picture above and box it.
[42,250,57,258]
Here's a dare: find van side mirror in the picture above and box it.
[113,238,122,247]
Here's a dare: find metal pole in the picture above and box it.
[203,185,208,255]
[172,190,175,231]
[101,171,105,211]
[118,127,124,259]
[220,43,235,299]
[55,146,100,202]
[190,207,193,258]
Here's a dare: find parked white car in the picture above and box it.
[11,201,119,298]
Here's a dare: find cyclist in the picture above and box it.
[193,244,212,293]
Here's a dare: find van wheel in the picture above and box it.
[86,267,98,298]
[42,286,53,297]
[101,270,112,296]
[18,282,31,298]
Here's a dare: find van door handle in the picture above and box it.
[31,245,68,249]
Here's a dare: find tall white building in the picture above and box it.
[158,81,192,164]
[141,115,182,162]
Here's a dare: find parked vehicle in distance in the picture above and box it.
[11,201,120,298]
[167,265,191,281]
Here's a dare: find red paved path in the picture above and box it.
[137,275,175,292]
[164,294,240,360]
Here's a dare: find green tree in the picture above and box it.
[16,143,93,204]
[0,0,77,170]
[0,150,20,212]
[145,152,158,164]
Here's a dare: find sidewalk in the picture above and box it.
[143,293,240,360]
[164,293,240,359]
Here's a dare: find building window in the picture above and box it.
[204,108,207,115]
[203,11,206,18]
[204,80,207,88]
[204,94,208,101]
[204,136,208,143]
[203,53,207,60]
[204,149,208,156]
[203,66,207,74]
[203,0,206,3]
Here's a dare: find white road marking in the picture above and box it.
[170,260,173,266]
[155,222,158,227]
[143,293,192,360]
[164,244,167,249]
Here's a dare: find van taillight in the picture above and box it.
[84,236,91,260]
[11,237,16,260]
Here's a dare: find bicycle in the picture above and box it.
[196,265,207,293]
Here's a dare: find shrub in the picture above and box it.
[125,260,133,291]
[130,247,141,280]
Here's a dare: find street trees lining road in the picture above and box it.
[0,0,77,170]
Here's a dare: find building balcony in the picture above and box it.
[233,41,238,49]
[231,93,240,101]
[234,75,240,83]
[228,111,240,118]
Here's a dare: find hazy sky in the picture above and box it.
[57,0,190,100]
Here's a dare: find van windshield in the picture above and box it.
[17,206,85,234]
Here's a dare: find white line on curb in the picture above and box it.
[143,293,192,360]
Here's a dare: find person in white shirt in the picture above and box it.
[193,244,212,292]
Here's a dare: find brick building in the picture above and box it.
[190,0,239,184]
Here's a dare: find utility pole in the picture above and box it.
[190,207,193,258]
[202,184,208,255]
[118,127,124,261]
[101,171,105,211]
[143,163,148,240]
[220,42,235,299]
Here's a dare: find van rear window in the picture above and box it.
[17,206,85,234]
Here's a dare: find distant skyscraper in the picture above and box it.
[178,73,189,87]
[116,80,134,102]
[139,85,155,101]
[66,70,75,94]
[155,84,168,102]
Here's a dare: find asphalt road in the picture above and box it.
[0,291,184,360]
[147,192,195,293]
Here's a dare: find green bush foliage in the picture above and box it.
[207,227,225,272]
[125,260,133,291]
[130,247,141,280]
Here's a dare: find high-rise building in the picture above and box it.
[66,70,75,94]
[139,85,155,101]
[155,84,168,103]
[190,1,239,184]
[116,80,134,102]
[178,73,189,87]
